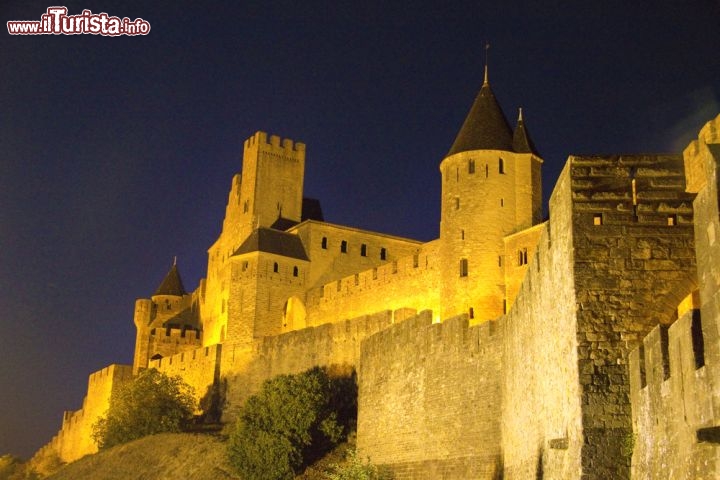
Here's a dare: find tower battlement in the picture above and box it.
[244,131,306,154]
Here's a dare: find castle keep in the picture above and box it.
[32,67,720,479]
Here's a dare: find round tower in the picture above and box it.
[438,68,542,322]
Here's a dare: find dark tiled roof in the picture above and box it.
[512,111,538,155]
[271,217,299,231]
[154,264,187,296]
[234,228,309,260]
[301,197,324,222]
[447,82,513,156]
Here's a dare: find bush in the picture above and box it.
[325,449,393,480]
[227,367,356,480]
[91,368,196,449]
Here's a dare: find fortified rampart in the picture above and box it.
[628,115,720,479]
[29,364,133,471]
[306,242,441,325]
[357,312,504,479]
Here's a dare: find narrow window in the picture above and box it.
[593,214,603,226]
[468,159,475,174]
[659,325,670,380]
[499,158,505,174]
[360,244,367,257]
[273,262,279,273]
[455,197,460,210]
[293,266,298,277]
[503,299,507,314]
[668,214,677,226]
[461,230,465,240]
[243,200,249,213]
[518,248,528,266]
[456,167,459,181]
[498,255,502,267]
[523,248,528,265]
[242,261,248,272]
[380,248,387,260]
[321,237,328,249]
[485,164,489,178]
[500,198,504,207]
[692,310,705,369]
[469,307,474,319]
[639,345,647,388]
[459,258,468,277]
[413,254,419,268]
[341,240,347,253]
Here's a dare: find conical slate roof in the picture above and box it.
[512,108,538,155]
[447,76,513,156]
[154,263,186,296]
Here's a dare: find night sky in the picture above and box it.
[2,0,719,459]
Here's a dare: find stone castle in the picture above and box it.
[31,66,720,479]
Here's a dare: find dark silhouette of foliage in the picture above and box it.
[91,368,195,449]
[227,367,357,480]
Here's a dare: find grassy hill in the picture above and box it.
[45,433,240,480]
[27,432,353,480]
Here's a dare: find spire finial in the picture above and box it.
[518,107,523,122]
[483,42,490,85]
[173,256,177,266]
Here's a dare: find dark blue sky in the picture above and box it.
[2,0,719,459]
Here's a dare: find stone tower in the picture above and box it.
[438,68,543,322]
[132,261,200,374]
[202,133,307,345]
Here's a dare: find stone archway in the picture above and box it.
[282,296,307,332]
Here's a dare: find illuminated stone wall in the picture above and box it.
[629,115,720,479]
[501,162,583,478]
[357,311,504,480]
[30,364,133,468]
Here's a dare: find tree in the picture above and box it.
[227,367,357,480]
[325,449,394,480]
[91,368,196,449]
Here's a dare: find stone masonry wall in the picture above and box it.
[357,311,504,480]
[30,364,133,469]
[629,310,717,479]
[501,161,583,479]
[570,154,697,479]
[219,309,398,420]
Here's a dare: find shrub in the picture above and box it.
[325,449,393,480]
[227,367,356,480]
[91,368,196,449]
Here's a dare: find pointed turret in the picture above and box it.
[512,107,539,155]
[447,69,513,156]
[153,260,186,297]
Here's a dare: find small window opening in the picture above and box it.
[593,214,603,226]
[518,248,528,266]
[500,198,504,207]
[243,200,249,213]
[469,307,474,319]
[639,344,647,388]
[692,310,705,369]
[361,244,367,257]
[293,266,298,277]
[485,164,489,178]
[273,262,279,273]
[456,167,459,181]
[468,159,475,174]
[380,248,387,260]
[242,261,248,272]
[668,214,677,226]
[461,229,465,240]
[341,240,347,253]
[502,299,507,314]
[321,237,328,249]
[459,258,468,277]
[499,158,505,174]
[498,255,503,267]
[660,325,670,380]
[413,254,419,268]
[455,197,460,210]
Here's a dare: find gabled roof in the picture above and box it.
[233,228,309,261]
[154,263,187,296]
[512,108,539,155]
[447,78,513,156]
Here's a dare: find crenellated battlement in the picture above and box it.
[244,131,306,154]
